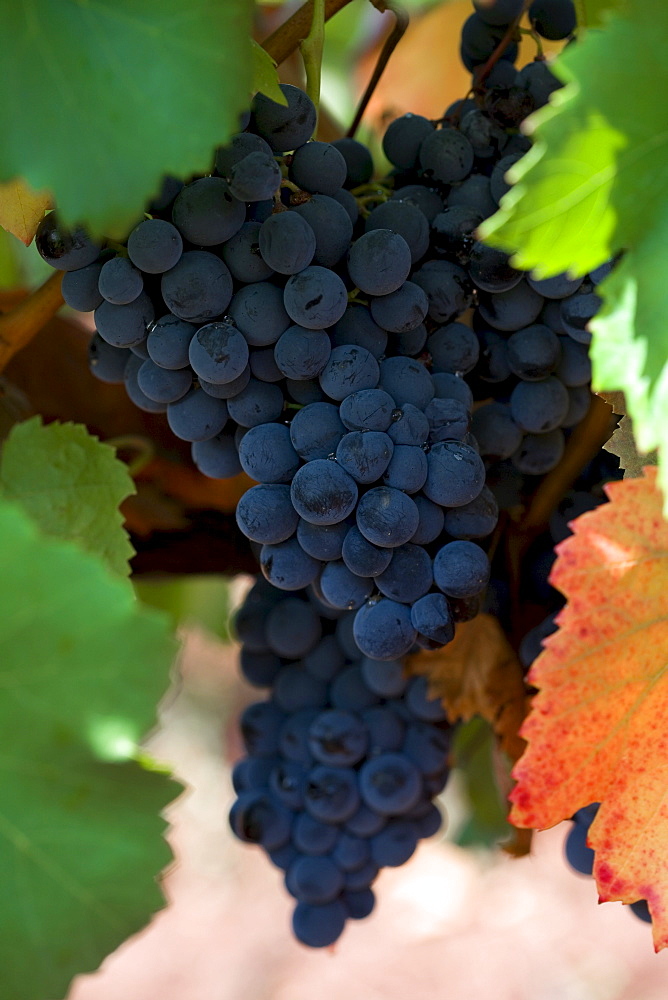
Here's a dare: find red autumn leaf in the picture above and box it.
[510,467,668,949]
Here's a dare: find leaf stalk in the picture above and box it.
[300,0,326,134]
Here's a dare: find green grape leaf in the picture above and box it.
[251,40,288,105]
[480,1,668,511]
[0,0,254,239]
[0,498,179,1000]
[480,2,667,276]
[0,418,135,577]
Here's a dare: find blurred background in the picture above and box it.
[19,0,664,995]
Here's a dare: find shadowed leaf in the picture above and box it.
[0,498,179,998]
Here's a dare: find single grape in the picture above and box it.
[289,141,347,195]
[171,177,245,246]
[251,83,317,153]
[36,212,101,271]
[236,484,300,544]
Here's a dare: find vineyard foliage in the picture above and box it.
[0,418,136,575]
[0,466,177,998]
[0,0,667,993]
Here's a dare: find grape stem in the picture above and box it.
[106,435,155,477]
[505,392,617,644]
[106,239,128,256]
[519,25,545,60]
[0,272,64,374]
[521,394,617,533]
[475,0,532,88]
[350,182,391,197]
[300,0,326,134]
[280,178,303,195]
[356,192,391,216]
[346,0,410,139]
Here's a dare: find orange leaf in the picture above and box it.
[510,467,668,949]
[0,179,51,245]
[407,613,527,763]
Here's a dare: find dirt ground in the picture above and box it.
[69,626,668,1000]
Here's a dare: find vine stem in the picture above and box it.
[347,0,409,138]
[475,0,532,87]
[0,271,64,374]
[262,0,356,66]
[506,393,617,643]
[520,393,617,533]
[356,192,390,207]
[300,0,326,134]
[519,25,544,60]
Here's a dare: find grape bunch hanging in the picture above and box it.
[36,0,616,947]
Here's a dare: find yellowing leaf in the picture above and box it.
[407,613,527,763]
[251,40,288,105]
[0,178,51,245]
[510,468,668,949]
[595,393,658,478]
[605,413,657,480]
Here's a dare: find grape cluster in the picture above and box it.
[469,263,605,478]
[35,0,600,668]
[231,576,453,947]
[463,1,576,72]
[236,368,496,660]
[34,0,611,946]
